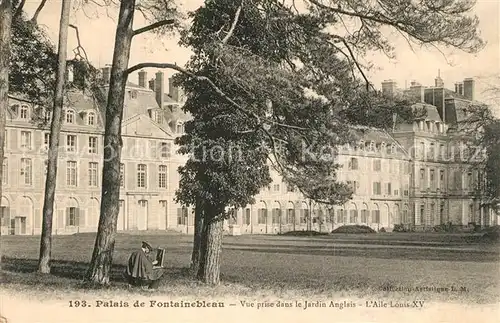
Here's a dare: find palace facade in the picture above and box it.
[0,70,496,235]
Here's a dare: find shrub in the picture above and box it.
[393,224,406,232]
[282,230,329,236]
[331,225,376,234]
[379,227,386,233]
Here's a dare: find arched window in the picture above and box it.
[65,109,75,124]
[20,105,29,120]
[87,112,96,125]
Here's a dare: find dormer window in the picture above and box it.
[176,122,184,134]
[45,110,52,123]
[390,143,396,154]
[20,105,29,120]
[65,109,75,124]
[87,112,95,126]
[358,141,364,151]
[369,141,375,151]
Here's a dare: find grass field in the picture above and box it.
[1,232,499,304]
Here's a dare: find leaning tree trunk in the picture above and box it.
[190,199,204,274]
[85,0,135,285]
[0,0,12,270]
[197,208,224,285]
[38,0,72,274]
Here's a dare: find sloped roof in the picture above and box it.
[412,102,442,122]
[347,126,410,159]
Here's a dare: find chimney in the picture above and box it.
[138,70,147,88]
[148,78,155,91]
[101,65,111,84]
[463,78,475,101]
[408,81,424,102]
[454,83,459,93]
[458,83,464,95]
[155,71,164,108]
[168,77,179,102]
[381,79,397,97]
[434,69,444,87]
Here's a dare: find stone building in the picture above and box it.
[0,70,496,235]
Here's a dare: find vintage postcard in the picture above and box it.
[0,0,499,322]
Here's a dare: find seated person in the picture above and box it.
[124,241,164,290]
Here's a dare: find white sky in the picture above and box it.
[22,0,500,110]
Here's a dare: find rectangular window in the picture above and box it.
[440,203,445,224]
[137,164,147,188]
[361,210,368,223]
[420,205,425,224]
[20,131,32,150]
[273,184,280,192]
[245,208,251,225]
[258,209,267,224]
[177,207,188,225]
[158,165,167,189]
[420,168,425,188]
[371,210,380,224]
[66,135,77,152]
[67,207,78,226]
[349,210,358,223]
[120,163,125,188]
[440,170,445,188]
[20,158,32,185]
[88,136,98,154]
[373,159,381,171]
[373,182,381,195]
[20,105,29,119]
[66,161,77,186]
[348,157,358,170]
[430,169,435,189]
[287,209,295,224]
[88,162,98,187]
[429,143,435,159]
[2,158,7,184]
[44,132,50,147]
[160,142,171,158]
[386,183,392,195]
[467,172,473,189]
[272,209,281,224]
[347,181,358,194]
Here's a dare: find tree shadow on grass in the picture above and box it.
[0,257,193,291]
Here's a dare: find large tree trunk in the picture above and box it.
[190,199,204,275]
[197,209,224,285]
[38,0,72,274]
[0,0,12,270]
[85,0,135,285]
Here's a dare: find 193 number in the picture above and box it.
[69,300,89,307]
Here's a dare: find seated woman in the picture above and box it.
[124,241,164,290]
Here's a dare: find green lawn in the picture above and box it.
[1,232,499,303]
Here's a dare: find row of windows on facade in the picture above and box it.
[417,203,475,225]
[347,157,410,173]
[175,208,385,226]
[2,159,169,189]
[343,141,398,154]
[11,104,187,135]
[12,131,172,158]
[10,104,98,126]
[412,141,477,160]
[417,168,478,191]
[415,120,447,133]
